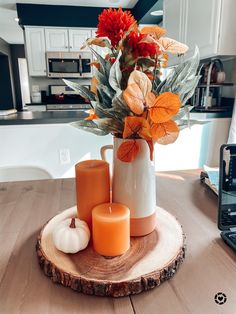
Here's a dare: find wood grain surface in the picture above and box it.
[37,206,185,297]
[0,170,235,314]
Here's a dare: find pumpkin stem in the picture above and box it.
[69,218,76,228]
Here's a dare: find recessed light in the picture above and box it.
[150,10,163,16]
[14,17,19,22]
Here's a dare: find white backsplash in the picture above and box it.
[29,76,91,96]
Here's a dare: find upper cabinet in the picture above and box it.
[69,29,92,51]
[24,27,93,76]
[45,28,69,52]
[163,0,236,65]
[25,27,46,76]
[45,28,92,52]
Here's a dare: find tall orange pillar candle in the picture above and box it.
[75,160,110,228]
[92,203,130,257]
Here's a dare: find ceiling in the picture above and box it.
[0,0,160,44]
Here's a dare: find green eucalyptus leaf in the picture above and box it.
[94,118,123,133]
[109,51,122,92]
[90,47,111,76]
[63,79,96,101]
[155,46,200,105]
[70,120,109,136]
[97,85,113,108]
[177,119,208,130]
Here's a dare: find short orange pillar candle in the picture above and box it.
[92,203,130,257]
[75,160,110,228]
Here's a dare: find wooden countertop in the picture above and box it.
[0,170,235,314]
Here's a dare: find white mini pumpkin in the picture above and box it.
[53,217,90,253]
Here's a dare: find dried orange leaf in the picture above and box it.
[158,37,189,55]
[91,76,98,95]
[123,83,145,115]
[81,37,111,50]
[151,120,179,145]
[123,116,151,140]
[128,70,152,97]
[145,91,156,108]
[123,116,142,138]
[141,26,166,39]
[149,92,181,123]
[117,140,140,162]
[90,61,101,70]
[84,109,98,120]
[146,140,154,161]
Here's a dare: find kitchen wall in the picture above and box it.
[0,38,15,109]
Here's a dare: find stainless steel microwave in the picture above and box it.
[46,52,92,78]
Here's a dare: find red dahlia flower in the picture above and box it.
[127,31,160,58]
[96,7,136,48]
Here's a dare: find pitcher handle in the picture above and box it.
[100,145,113,161]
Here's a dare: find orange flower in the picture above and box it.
[96,8,136,48]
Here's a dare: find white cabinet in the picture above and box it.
[164,0,236,64]
[45,28,91,52]
[183,0,221,58]
[45,28,69,52]
[69,29,91,51]
[163,0,185,66]
[24,27,46,76]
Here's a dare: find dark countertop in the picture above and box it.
[0,110,89,125]
[0,108,232,126]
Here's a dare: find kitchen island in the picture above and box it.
[0,110,232,181]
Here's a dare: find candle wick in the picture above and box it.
[109,206,112,214]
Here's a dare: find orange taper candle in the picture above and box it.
[92,203,130,257]
[75,160,110,228]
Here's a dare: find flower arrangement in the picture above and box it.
[64,8,200,162]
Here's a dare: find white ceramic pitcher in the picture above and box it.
[101,137,157,236]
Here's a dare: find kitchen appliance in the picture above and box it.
[46,85,92,111]
[31,85,42,103]
[218,144,236,252]
[46,52,92,78]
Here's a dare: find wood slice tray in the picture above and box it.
[36,206,185,297]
